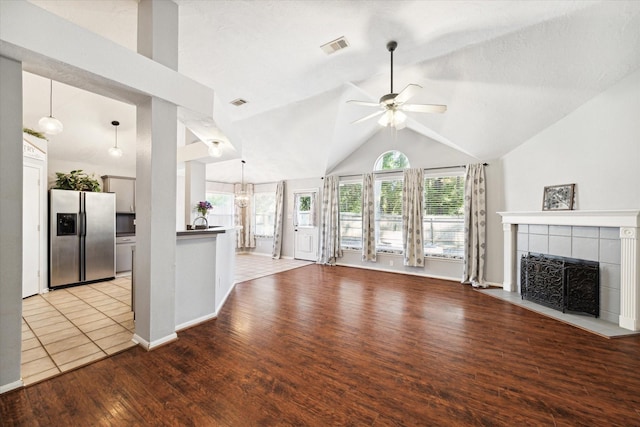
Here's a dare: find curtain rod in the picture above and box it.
[338,163,489,179]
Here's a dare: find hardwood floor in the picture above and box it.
[2,265,640,426]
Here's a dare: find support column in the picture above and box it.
[0,56,24,393]
[132,0,179,349]
[619,227,639,331]
[502,223,517,292]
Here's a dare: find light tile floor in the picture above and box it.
[235,254,313,283]
[21,277,136,385]
[21,254,312,385]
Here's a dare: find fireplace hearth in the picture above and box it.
[521,253,599,317]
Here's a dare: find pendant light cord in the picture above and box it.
[49,79,53,117]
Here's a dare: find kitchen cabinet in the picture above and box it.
[102,175,135,213]
[116,235,135,273]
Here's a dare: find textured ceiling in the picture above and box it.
[21,0,640,183]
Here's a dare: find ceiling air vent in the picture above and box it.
[321,36,349,55]
[230,98,247,107]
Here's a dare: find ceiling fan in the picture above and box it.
[348,41,447,129]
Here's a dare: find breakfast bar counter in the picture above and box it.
[174,226,238,330]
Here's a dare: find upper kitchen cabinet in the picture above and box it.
[102,175,135,213]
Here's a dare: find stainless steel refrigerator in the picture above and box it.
[49,189,116,288]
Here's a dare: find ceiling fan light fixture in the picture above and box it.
[378,109,406,128]
[348,40,447,127]
[39,79,63,135]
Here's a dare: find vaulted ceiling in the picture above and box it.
[21,0,640,183]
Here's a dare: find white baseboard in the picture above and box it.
[334,261,460,283]
[175,313,217,332]
[132,332,178,350]
[0,379,23,394]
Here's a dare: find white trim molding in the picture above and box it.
[619,227,640,331]
[497,210,640,228]
[0,379,23,394]
[132,332,178,351]
[498,210,640,331]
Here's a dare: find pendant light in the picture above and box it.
[109,120,123,157]
[235,160,249,208]
[38,79,64,135]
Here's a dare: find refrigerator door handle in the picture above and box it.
[80,211,87,236]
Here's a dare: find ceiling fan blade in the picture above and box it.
[394,84,423,105]
[399,103,447,113]
[347,100,380,107]
[351,110,384,124]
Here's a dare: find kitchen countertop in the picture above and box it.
[176,226,236,237]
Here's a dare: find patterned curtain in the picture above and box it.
[462,163,487,287]
[271,181,285,259]
[402,168,424,267]
[235,183,256,249]
[362,173,376,262]
[319,176,342,265]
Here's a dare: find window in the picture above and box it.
[375,176,403,252]
[423,174,465,259]
[294,193,315,227]
[254,192,276,236]
[374,150,410,171]
[339,181,362,249]
[337,150,466,259]
[205,192,234,227]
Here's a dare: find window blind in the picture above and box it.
[423,175,465,258]
[339,181,362,249]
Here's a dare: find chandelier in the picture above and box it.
[235,160,249,208]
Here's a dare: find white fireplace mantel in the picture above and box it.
[498,210,640,228]
[498,210,640,331]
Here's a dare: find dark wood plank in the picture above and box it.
[2,265,640,426]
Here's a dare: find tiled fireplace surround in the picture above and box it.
[499,210,640,331]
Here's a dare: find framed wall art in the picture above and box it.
[542,184,575,211]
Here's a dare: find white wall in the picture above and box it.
[502,69,640,211]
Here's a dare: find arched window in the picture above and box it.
[374,150,410,171]
[371,151,409,252]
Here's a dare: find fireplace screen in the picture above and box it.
[521,253,599,317]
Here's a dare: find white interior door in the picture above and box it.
[293,191,318,261]
[23,164,41,298]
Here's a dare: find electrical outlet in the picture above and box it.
[389,260,394,266]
